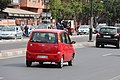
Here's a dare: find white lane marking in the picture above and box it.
[0,77,4,80]
[109,75,120,80]
[102,53,113,56]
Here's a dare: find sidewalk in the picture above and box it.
[0,37,29,43]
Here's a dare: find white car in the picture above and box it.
[114,23,120,28]
[78,25,95,35]
[0,26,23,39]
[78,25,90,35]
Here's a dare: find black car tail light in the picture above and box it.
[114,33,119,38]
[97,33,101,37]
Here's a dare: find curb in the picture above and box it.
[0,38,29,43]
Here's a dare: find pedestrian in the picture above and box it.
[56,22,61,30]
[24,25,29,37]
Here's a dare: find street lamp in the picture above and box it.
[101,0,109,25]
[45,0,49,19]
[105,0,109,26]
[89,0,93,42]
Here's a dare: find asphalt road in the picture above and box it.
[0,46,120,80]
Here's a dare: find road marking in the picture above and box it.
[0,77,4,80]
[102,53,113,56]
[109,75,120,80]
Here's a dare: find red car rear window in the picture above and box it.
[30,32,58,44]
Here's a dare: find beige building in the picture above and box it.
[0,0,45,26]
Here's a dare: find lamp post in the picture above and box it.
[101,0,109,25]
[89,0,93,42]
[105,0,109,26]
[45,0,49,20]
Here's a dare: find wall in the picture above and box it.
[0,19,16,26]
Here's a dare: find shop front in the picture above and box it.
[2,8,40,26]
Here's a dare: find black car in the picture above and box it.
[96,27,120,48]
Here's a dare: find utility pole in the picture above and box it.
[105,0,109,26]
[45,0,49,19]
[88,0,93,42]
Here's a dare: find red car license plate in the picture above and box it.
[37,55,48,58]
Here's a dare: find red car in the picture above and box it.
[26,29,76,68]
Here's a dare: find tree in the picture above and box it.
[48,0,120,25]
[49,0,82,23]
[0,0,11,11]
[108,0,120,24]
[49,0,62,20]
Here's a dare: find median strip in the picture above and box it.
[0,48,26,59]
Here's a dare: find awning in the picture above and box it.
[3,8,40,18]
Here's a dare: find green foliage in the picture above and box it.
[0,0,11,11]
[49,0,62,19]
[49,0,120,23]
[49,0,82,22]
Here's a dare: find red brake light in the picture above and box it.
[114,34,119,38]
[97,33,101,37]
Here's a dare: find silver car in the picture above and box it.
[0,26,23,39]
[78,25,90,35]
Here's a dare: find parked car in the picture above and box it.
[0,26,23,39]
[78,25,89,35]
[26,29,76,68]
[78,25,95,35]
[0,26,4,40]
[114,23,120,28]
[96,27,120,48]
[0,26,4,31]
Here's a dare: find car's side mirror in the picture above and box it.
[71,41,76,44]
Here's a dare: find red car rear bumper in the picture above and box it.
[26,51,62,62]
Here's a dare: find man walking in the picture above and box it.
[24,25,29,37]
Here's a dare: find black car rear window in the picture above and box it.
[30,32,58,44]
[100,28,117,34]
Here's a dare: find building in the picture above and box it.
[20,0,45,13]
[0,0,45,26]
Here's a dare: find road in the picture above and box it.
[0,45,120,80]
